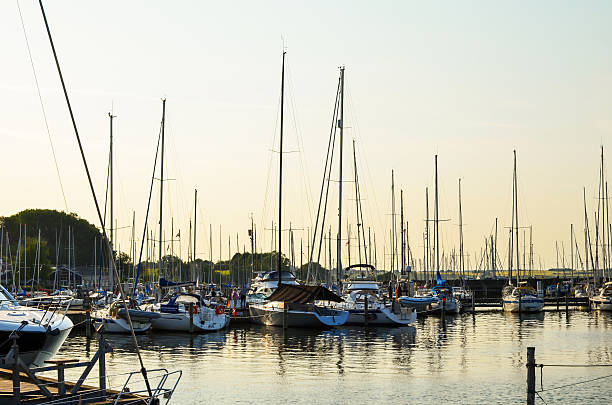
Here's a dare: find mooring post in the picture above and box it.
[364,295,369,327]
[98,336,106,394]
[565,293,569,314]
[526,346,536,405]
[518,294,522,315]
[189,303,195,333]
[283,304,288,330]
[471,293,476,317]
[57,363,66,397]
[85,297,91,338]
[11,337,20,400]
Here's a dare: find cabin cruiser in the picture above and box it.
[502,282,544,312]
[246,270,300,304]
[249,284,349,328]
[142,293,229,332]
[340,279,416,326]
[0,285,73,367]
[590,282,612,311]
[93,299,160,333]
[430,285,462,314]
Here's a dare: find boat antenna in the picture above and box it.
[37,0,153,395]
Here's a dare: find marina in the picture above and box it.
[2,1,612,404]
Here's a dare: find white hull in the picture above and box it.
[249,303,348,328]
[590,297,612,311]
[93,312,151,333]
[151,311,229,332]
[430,299,461,313]
[502,297,544,313]
[346,307,416,326]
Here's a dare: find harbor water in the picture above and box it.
[56,310,612,404]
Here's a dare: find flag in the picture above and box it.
[176,230,180,238]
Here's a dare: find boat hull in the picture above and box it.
[249,304,348,328]
[151,311,229,332]
[502,297,544,312]
[93,316,151,333]
[590,296,612,311]
[345,307,416,326]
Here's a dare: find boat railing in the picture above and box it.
[114,367,182,405]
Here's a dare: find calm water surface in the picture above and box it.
[55,310,612,404]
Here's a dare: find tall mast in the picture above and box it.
[194,188,197,282]
[401,189,405,276]
[425,187,430,284]
[158,99,166,288]
[435,155,440,274]
[278,51,286,284]
[514,150,520,284]
[108,112,115,289]
[459,178,464,282]
[336,66,345,282]
[391,170,396,276]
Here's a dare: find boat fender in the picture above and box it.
[215,305,225,315]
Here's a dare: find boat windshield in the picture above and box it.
[0,286,17,304]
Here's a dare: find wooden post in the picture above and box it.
[565,293,569,314]
[99,337,106,394]
[526,347,536,405]
[57,364,66,397]
[364,295,369,327]
[189,303,194,333]
[85,298,91,338]
[518,294,522,315]
[11,338,20,400]
[283,304,288,330]
[471,293,476,318]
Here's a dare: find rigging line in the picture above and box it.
[133,119,163,296]
[286,62,314,229]
[307,77,341,283]
[37,0,152,396]
[16,0,68,212]
[261,86,282,248]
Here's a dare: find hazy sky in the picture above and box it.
[1,1,611,270]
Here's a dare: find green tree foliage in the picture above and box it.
[1,209,102,268]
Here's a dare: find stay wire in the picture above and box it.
[16,0,69,212]
[37,0,152,396]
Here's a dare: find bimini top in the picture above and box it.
[265,284,343,304]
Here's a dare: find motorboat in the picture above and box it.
[0,285,73,367]
[249,284,349,328]
[143,293,229,332]
[430,285,462,314]
[93,300,160,333]
[246,270,299,305]
[502,282,544,312]
[340,279,416,326]
[590,282,612,311]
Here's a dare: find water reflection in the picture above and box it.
[54,311,612,405]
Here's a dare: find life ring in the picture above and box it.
[188,305,198,315]
[215,305,225,315]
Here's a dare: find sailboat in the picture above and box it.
[248,54,348,328]
[502,151,543,313]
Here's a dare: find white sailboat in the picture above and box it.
[143,293,229,332]
[590,281,612,311]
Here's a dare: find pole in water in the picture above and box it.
[526,347,536,405]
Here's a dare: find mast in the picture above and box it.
[194,188,197,283]
[352,140,362,264]
[459,178,464,282]
[158,99,166,290]
[278,51,286,285]
[336,66,345,282]
[514,150,520,284]
[401,189,405,276]
[425,187,430,284]
[108,112,115,290]
[435,155,440,275]
[391,170,396,276]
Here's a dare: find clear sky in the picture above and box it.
[1,1,611,270]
